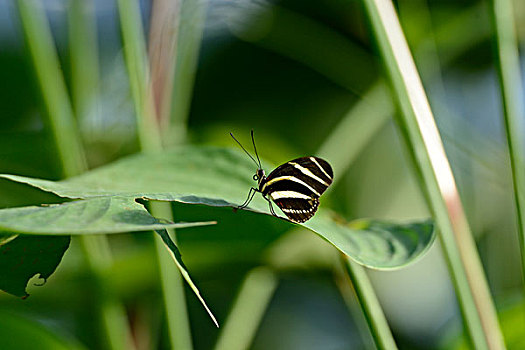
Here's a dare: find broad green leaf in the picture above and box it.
[0,196,217,321]
[0,196,215,235]
[0,310,86,350]
[0,235,70,297]
[0,146,436,268]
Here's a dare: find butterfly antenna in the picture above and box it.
[251,129,262,169]
[230,132,259,167]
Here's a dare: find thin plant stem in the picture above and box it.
[78,233,135,350]
[342,256,397,350]
[16,1,135,349]
[69,0,99,126]
[315,83,397,349]
[149,202,193,350]
[167,0,208,146]
[213,268,278,350]
[490,0,525,289]
[148,0,181,132]
[335,260,377,350]
[116,0,197,348]
[361,0,505,349]
[116,0,161,153]
[16,0,86,178]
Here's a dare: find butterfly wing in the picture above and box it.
[272,195,320,223]
[260,157,333,223]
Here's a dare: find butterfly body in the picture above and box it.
[258,157,333,223]
[231,131,333,223]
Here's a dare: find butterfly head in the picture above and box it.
[253,168,266,186]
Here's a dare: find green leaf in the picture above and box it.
[344,219,435,269]
[0,234,70,297]
[0,196,215,235]
[0,146,435,268]
[0,196,215,312]
[0,310,86,350]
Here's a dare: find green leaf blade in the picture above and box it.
[0,196,215,235]
[155,229,219,327]
[1,146,435,268]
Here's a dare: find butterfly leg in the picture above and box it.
[261,195,295,223]
[237,187,258,210]
[262,195,277,217]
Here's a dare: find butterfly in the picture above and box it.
[231,130,333,223]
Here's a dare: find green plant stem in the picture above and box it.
[214,268,278,350]
[79,234,135,350]
[167,0,208,146]
[69,0,99,125]
[147,0,180,134]
[16,0,86,178]
[361,0,505,349]
[315,83,396,349]
[342,256,397,350]
[117,0,195,348]
[116,0,161,153]
[335,261,377,350]
[490,0,525,288]
[16,1,134,349]
[149,202,193,350]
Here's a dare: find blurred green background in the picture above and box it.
[0,0,524,349]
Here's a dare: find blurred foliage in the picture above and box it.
[0,310,86,350]
[0,0,524,349]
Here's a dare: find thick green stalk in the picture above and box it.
[342,257,397,350]
[17,1,134,349]
[214,268,278,350]
[361,0,505,349]
[117,0,194,348]
[490,0,525,287]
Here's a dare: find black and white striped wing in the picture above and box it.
[260,157,333,223]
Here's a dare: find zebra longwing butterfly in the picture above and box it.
[231,131,333,223]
